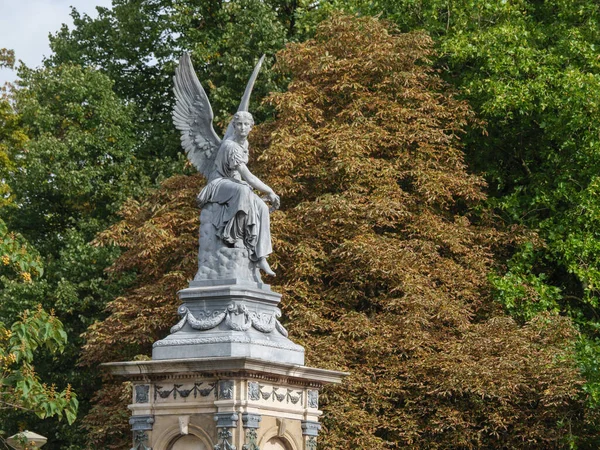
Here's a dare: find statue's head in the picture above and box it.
[232,111,254,139]
[233,111,254,126]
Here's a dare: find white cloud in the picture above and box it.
[0,0,113,85]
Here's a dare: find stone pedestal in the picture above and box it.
[104,358,345,450]
[153,281,304,365]
[104,280,347,450]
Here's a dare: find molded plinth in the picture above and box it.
[152,283,305,365]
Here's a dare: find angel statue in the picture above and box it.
[173,54,279,282]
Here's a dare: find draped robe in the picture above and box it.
[197,139,272,261]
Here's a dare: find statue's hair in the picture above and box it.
[233,111,254,125]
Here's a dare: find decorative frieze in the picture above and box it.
[247,383,303,405]
[154,382,216,401]
[151,287,304,364]
[170,303,289,337]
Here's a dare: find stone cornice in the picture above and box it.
[102,357,348,387]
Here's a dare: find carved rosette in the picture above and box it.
[170,303,289,337]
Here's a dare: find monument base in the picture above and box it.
[103,357,347,450]
[104,280,346,449]
[152,281,305,365]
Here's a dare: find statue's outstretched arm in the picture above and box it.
[237,164,280,210]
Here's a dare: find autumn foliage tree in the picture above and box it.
[305,0,600,405]
[82,15,593,449]
[256,15,592,448]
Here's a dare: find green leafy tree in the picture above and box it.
[0,50,42,288]
[437,0,600,409]
[0,306,78,443]
[80,15,594,449]
[1,48,22,202]
[48,0,290,169]
[0,63,147,448]
[0,77,74,433]
[5,64,149,248]
[0,62,146,328]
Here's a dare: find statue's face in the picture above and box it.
[233,118,253,139]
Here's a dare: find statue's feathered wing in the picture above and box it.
[173,53,221,178]
[173,53,265,178]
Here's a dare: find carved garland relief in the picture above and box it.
[170,303,288,337]
[247,382,305,407]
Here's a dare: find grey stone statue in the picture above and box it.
[173,54,279,282]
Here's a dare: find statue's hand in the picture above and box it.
[267,192,280,211]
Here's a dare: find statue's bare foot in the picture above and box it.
[234,239,245,249]
[257,258,275,276]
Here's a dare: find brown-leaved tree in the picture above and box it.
[82,15,591,449]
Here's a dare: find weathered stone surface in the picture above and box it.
[195,204,263,284]
[175,55,277,279]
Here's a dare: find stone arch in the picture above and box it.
[153,423,212,450]
[262,436,292,450]
[169,434,207,450]
[258,426,300,450]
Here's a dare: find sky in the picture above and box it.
[0,0,113,85]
